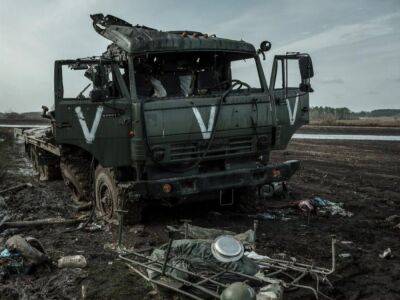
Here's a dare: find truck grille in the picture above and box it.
[169,136,255,161]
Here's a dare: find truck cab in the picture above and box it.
[50,14,313,222]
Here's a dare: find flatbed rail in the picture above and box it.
[14,127,61,157]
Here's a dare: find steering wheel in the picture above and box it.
[202,79,251,94]
[231,79,251,92]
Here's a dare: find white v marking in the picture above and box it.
[285,95,299,126]
[75,106,104,144]
[192,106,216,139]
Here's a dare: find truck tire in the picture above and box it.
[94,165,142,224]
[60,157,91,205]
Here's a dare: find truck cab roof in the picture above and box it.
[91,14,256,55]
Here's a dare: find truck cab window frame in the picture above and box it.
[131,51,265,101]
[56,60,129,101]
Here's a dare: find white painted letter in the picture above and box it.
[75,106,104,144]
[192,106,216,139]
[286,95,299,126]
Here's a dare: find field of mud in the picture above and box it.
[0,126,399,300]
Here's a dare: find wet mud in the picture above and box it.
[0,127,399,299]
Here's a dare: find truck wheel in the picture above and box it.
[60,158,91,205]
[94,165,142,224]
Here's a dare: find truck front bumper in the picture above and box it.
[128,160,300,199]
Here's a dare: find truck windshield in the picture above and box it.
[133,52,262,99]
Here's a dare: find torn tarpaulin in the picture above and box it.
[167,223,255,244]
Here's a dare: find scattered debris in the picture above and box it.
[0,183,33,196]
[379,248,393,259]
[262,196,353,218]
[311,197,353,217]
[5,235,48,266]
[0,217,86,229]
[84,223,102,232]
[298,199,315,213]
[58,255,87,268]
[0,235,48,280]
[119,225,336,299]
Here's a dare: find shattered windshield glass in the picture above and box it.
[133,52,262,99]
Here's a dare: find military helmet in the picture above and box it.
[220,282,256,300]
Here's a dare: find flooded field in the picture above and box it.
[0,126,399,299]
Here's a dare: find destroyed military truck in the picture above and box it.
[23,14,314,223]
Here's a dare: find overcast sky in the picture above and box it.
[0,0,399,112]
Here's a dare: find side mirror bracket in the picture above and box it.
[257,41,272,61]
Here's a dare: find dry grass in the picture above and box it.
[310,117,400,127]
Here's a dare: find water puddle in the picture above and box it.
[0,124,48,128]
[293,134,400,141]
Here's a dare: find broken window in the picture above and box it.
[62,66,92,99]
[133,52,262,99]
[230,58,261,89]
[274,58,302,90]
[61,62,125,100]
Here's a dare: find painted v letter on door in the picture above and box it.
[75,106,104,144]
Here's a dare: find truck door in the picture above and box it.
[54,60,132,166]
[269,53,313,149]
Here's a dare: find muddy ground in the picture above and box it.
[0,126,399,300]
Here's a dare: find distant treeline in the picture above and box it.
[310,107,400,120]
[0,111,42,120]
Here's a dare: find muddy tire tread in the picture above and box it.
[60,154,91,203]
[95,165,142,224]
